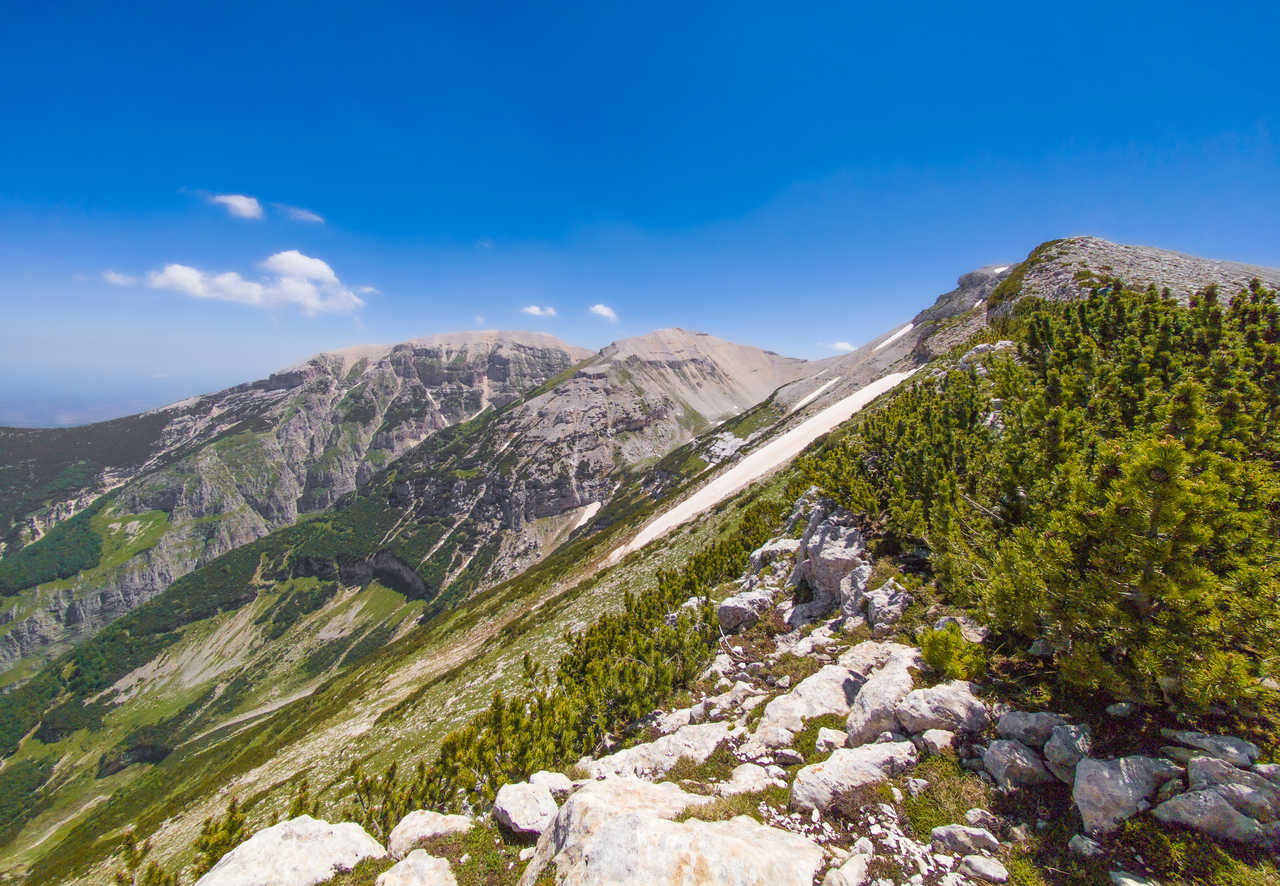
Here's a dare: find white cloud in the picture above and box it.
[829,341,856,352]
[102,270,137,286]
[274,203,325,223]
[589,303,619,322]
[208,193,264,219]
[474,238,494,250]
[474,314,486,326]
[521,305,557,317]
[261,249,338,283]
[357,285,380,295]
[146,251,364,315]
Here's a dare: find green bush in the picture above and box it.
[920,622,986,681]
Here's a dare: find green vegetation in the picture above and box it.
[919,622,986,681]
[0,499,105,594]
[807,282,1280,710]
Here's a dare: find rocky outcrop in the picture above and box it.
[193,815,386,886]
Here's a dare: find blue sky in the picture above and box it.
[1,0,1276,425]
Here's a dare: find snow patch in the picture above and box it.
[609,369,917,563]
[991,265,1010,273]
[572,501,601,531]
[872,323,914,352]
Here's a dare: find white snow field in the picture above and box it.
[609,369,917,563]
[872,323,914,352]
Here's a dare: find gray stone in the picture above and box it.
[790,742,919,812]
[493,782,558,836]
[1074,756,1184,834]
[715,763,776,797]
[1105,702,1137,718]
[1109,873,1159,886]
[375,850,457,886]
[1044,724,1092,785]
[863,579,912,635]
[752,665,862,746]
[1254,762,1280,785]
[931,823,1000,854]
[846,659,916,746]
[750,538,800,572]
[932,615,989,644]
[964,808,1001,830]
[959,854,1009,883]
[984,739,1053,790]
[821,852,870,886]
[1153,788,1268,845]
[1068,834,1103,858]
[919,729,957,756]
[1160,729,1260,768]
[1188,755,1280,821]
[896,681,990,734]
[996,711,1066,747]
[387,810,473,859]
[815,727,849,754]
[193,815,387,886]
[586,722,729,779]
[718,587,775,633]
[529,770,574,797]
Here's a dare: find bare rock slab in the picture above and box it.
[895,680,990,734]
[494,782,558,836]
[1073,756,1183,835]
[790,741,918,812]
[387,810,473,859]
[193,815,386,886]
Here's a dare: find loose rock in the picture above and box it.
[1153,788,1268,845]
[896,681,991,734]
[1044,724,1092,785]
[1073,756,1183,834]
[996,711,1066,747]
[931,824,999,854]
[984,739,1054,790]
[1160,729,1260,768]
[493,782,558,836]
[959,854,1009,883]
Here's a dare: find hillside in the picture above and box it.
[2,236,1279,886]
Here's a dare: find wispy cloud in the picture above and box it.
[357,285,380,295]
[829,341,856,352]
[521,305,557,318]
[274,203,325,224]
[102,270,138,286]
[474,314,486,326]
[474,238,494,250]
[589,303,619,322]
[146,250,364,315]
[208,193,264,219]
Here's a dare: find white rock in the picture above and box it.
[995,711,1066,747]
[586,722,729,779]
[715,763,775,797]
[1109,873,1159,886]
[816,727,849,754]
[1073,756,1183,834]
[906,777,930,797]
[375,850,456,886]
[801,517,867,603]
[864,579,912,635]
[791,742,918,812]
[896,681,990,734]
[752,665,861,745]
[983,739,1054,790]
[529,770,574,797]
[964,808,1000,830]
[193,815,386,886]
[930,824,999,854]
[847,660,916,746]
[493,782,558,836]
[919,729,958,755]
[751,538,801,572]
[932,615,989,644]
[387,810,473,859]
[520,777,820,886]
[959,854,1009,883]
[822,851,871,886]
[718,587,776,633]
[1187,756,1280,821]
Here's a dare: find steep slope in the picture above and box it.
[0,332,590,674]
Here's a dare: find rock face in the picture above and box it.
[375,850,457,886]
[387,810,473,859]
[895,681,990,734]
[193,815,386,886]
[790,742,918,812]
[1073,756,1183,834]
[493,782,558,835]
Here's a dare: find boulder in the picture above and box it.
[800,517,867,603]
[750,538,800,572]
[815,727,849,754]
[375,850,456,886]
[1073,756,1183,834]
[959,855,1010,883]
[752,665,861,745]
[1153,788,1268,845]
[930,823,1000,854]
[718,587,775,633]
[984,739,1054,790]
[846,659,916,746]
[1109,873,1159,886]
[529,770,574,797]
[1187,755,1280,821]
[519,779,818,886]
[996,711,1066,747]
[193,815,386,886]
[493,782,558,836]
[586,722,729,779]
[790,741,918,812]
[837,641,923,680]
[863,579,912,635]
[919,729,958,756]
[964,808,1001,831]
[1067,834,1103,858]
[1255,763,1280,785]
[821,852,870,886]
[1160,729,1260,768]
[387,810,473,859]
[895,681,990,734]
[933,615,989,644]
[1044,724,1092,785]
[714,763,776,797]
